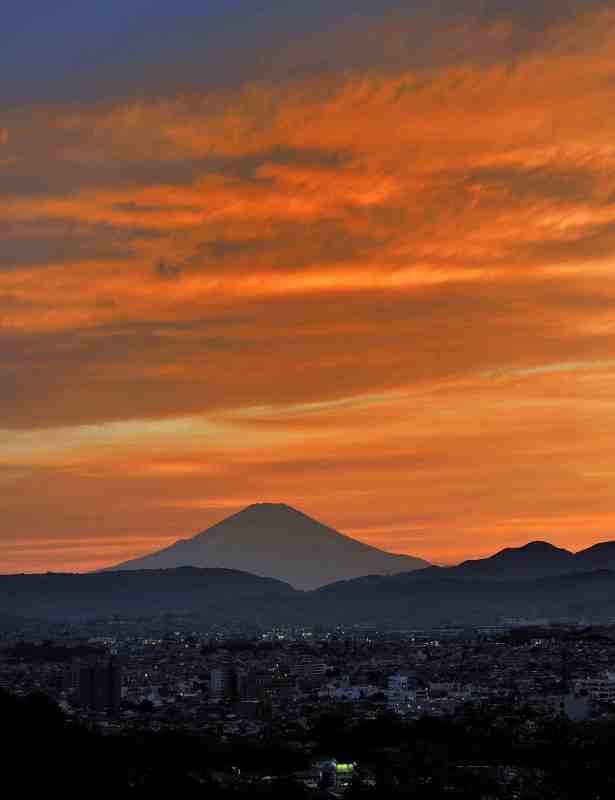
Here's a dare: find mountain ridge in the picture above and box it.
[433,538,615,580]
[3,563,615,626]
[5,534,615,625]
[106,502,430,590]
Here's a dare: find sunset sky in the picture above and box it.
[3,0,615,573]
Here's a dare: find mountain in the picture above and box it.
[7,532,615,627]
[106,503,430,590]
[444,541,576,579]
[0,567,301,623]
[575,542,615,571]
[307,568,615,627]
[425,540,615,581]
[4,564,615,627]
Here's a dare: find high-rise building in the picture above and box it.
[293,655,328,687]
[238,668,271,701]
[388,673,410,692]
[209,651,238,700]
[210,666,238,699]
[78,658,122,712]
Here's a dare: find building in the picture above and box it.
[209,649,239,700]
[388,673,411,692]
[238,669,272,701]
[316,760,356,790]
[575,671,615,704]
[293,656,328,686]
[210,666,238,699]
[210,651,238,700]
[78,658,122,712]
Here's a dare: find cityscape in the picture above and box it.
[5,613,615,795]
[5,505,615,795]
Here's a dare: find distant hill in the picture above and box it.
[575,541,615,571]
[3,564,615,627]
[427,540,615,580]
[106,503,429,590]
[442,541,576,579]
[307,568,615,627]
[6,533,615,627]
[0,567,301,624]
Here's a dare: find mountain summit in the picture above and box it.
[437,539,615,580]
[107,503,429,590]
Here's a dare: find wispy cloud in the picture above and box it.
[2,3,615,570]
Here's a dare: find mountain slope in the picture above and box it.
[0,567,301,623]
[4,564,615,627]
[107,503,429,590]
[575,541,615,571]
[448,541,576,579]
[422,540,615,581]
[308,567,615,626]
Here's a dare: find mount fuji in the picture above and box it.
[107,503,429,590]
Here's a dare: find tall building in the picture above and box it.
[293,655,328,687]
[210,651,238,700]
[238,668,271,701]
[575,672,615,704]
[78,658,122,712]
[210,666,238,699]
[388,673,410,692]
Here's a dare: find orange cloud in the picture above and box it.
[2,6,615,571]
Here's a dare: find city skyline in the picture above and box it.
[3,1,615,573]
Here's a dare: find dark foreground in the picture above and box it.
[6,687,615,799]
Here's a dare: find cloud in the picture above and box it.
[154,258,182,280]
[3,3,615,570]
[5,1,609,105]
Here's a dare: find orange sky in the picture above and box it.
[2,4,615,572]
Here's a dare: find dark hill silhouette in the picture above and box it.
[107,503,429,590]
[447,540,575,579]
[575,541,615,570]
[423,539,615,580]
[6,533,615,626]
[3,564,615,627]
[0,567,302,623]
[308,567,615,626]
